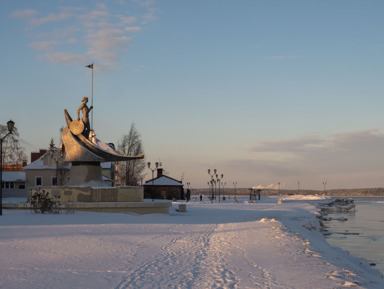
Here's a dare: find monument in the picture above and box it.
[62,97,144,187]
[38,97,171,214]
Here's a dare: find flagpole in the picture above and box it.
[91,62,93,131]
[86,63,94,131]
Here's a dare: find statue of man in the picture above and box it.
[77,96,93,137]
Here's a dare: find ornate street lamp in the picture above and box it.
[216,173,224,202]
[1,120,15,216]
[147,162,159,201]
[322,181,327,194]
[208,169,216,201]
[233,182,238,197]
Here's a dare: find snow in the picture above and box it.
[1,196,383,289]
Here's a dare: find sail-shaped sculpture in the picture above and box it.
[61,108,144,187]
[62,109,144,162]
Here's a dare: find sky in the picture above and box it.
[1,0,384,190]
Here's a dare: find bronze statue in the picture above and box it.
[62,97,144,163]
[77,96,93,138]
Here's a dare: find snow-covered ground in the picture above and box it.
[1,196,383,289]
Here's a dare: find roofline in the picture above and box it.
[145,175,183,185]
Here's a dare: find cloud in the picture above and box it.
[10,9,38,18]
[30,12,74,26]
[251,135,327,154]
[45,52,87,65]
[125,26,142,32]
[29,40,60,51]
[11,2,157,70]
[222,129,384,189]
[86,28,133,69]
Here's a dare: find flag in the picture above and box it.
[86,63,93,69]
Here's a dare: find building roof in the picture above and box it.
[2,171,26,182]
[24,148,70,170]
[144,175,183,186]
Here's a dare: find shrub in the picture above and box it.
[29,189,60,214]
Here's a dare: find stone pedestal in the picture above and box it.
[66,162,107,187]
[47,186,144,202]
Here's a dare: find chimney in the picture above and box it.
[157,168,163,177]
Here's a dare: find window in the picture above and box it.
[35,177,42,186]
[4,182,13,189]
[51,176,57,186]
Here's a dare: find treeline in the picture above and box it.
[192,187,384,197]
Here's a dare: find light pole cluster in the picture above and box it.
[207,169,224,202]
[208,169,216,201]
[1,120,15,216]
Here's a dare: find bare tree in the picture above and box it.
[117,123,145,186]
[0,124,27,165]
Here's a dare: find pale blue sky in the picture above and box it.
[1,0,384,190]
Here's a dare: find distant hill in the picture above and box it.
[191,187,384,197]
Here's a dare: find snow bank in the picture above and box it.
[0,196,383,289]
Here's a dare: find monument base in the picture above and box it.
[4,200,172,215]
[48,186,144,202]
[5,186,171,214]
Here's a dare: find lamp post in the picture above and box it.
[322,181,327,194]
[216,173,224,202]
[233,182,238,198]
[1,120,15,216]
[208,169,216,201]
[147,162,159,201]
[222,182,226,200]
[207,181,209,201]
[211,179,217,200]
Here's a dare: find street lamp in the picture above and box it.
[322,181,327,194]
[1,120,15,216]
[216,173,224,202]
[208,169,216,201]
[233,182,238,197]
[221,182,226,200]
[147,162,159,201]
[211,179,217,201]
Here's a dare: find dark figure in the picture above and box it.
[200,194,203,201]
